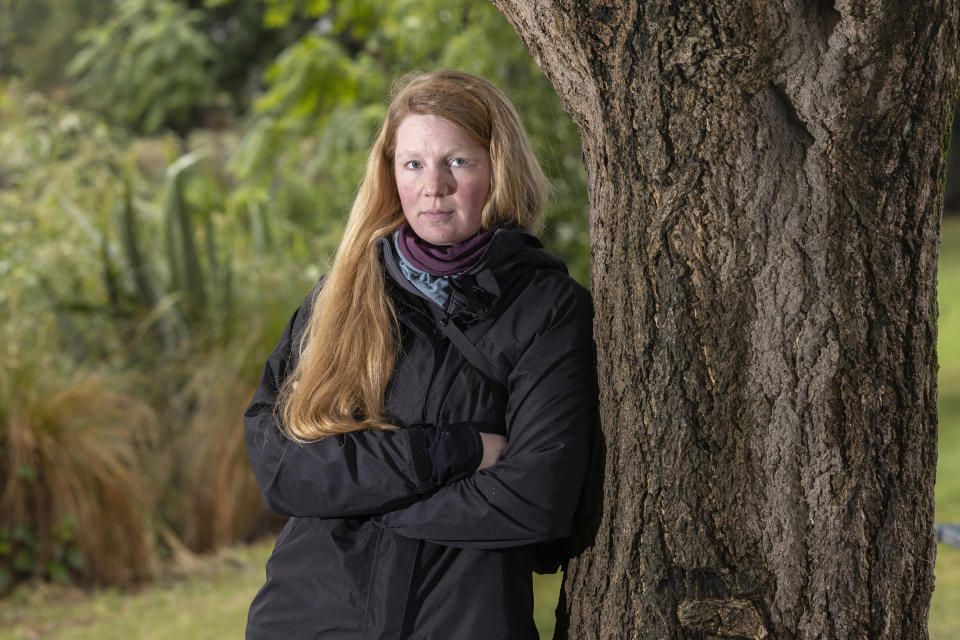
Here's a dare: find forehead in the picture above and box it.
[394,114,483,153]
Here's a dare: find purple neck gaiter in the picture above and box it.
[396,222,499,276]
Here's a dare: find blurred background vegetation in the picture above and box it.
[0,0,586,593]
[0,0,958,638]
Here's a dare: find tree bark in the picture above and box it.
[490,1,960,638]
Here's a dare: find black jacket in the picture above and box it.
[244,229,596,640]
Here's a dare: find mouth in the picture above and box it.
[421,209,454,220]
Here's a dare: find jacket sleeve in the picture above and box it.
[244,287,480,518]
[373,282,596,549]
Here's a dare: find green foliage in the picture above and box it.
[0,86,129,367]
[0,358,159,589]
[175,359,280,552]
[259,0,330,28]
[185,0,317,117]
[233,0,590,283]
[0,0,114,86]
[0,517,86,588]
[0,79,324,584]
[3,0,316,124]
[67,0,218,134]
[0,109,161,585]
[0,0,592,595]
[163,153,212,321]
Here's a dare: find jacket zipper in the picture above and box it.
[392,295,443,640]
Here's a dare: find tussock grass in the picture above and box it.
[175,358,279,552]
[0,367,158,587]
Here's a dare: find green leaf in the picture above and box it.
[47,561,71,584]
[52,515,79,543]
[66,548,85,571]
[14,465,37,481]
[12,550,33,573]
[12,524,35,547]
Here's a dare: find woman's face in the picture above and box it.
[393,114,492,245]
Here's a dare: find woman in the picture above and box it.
[244,69,596,639]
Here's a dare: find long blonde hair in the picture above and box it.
[278,69,548,441]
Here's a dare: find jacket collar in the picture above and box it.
[378,227,565,326]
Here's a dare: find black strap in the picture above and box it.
[427,304,508,395]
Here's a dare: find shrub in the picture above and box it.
[174,357,277,552]
[66,0,217,135]
[0,361,159,589]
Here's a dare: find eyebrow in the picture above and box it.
[395,148,482,157]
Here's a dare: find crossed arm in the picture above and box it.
[244,283,596,548]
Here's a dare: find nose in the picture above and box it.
[424,165,454,198]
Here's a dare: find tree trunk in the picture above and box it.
[946,112,960,211]
[491,1,960,638]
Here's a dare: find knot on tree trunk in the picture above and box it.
[677,598,767,639]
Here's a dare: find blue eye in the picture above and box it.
[451,158,467,167]
[405,161,422,169]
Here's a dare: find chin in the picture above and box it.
[416,226,474,246]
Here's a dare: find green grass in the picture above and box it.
[0,541,564,639]
[6,218,960,637]
[0,543,267,640]
[932,545,960,639]
[932,215,960,639]
[938,216,960,523]
[533,572,563,638]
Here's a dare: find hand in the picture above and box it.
[478,433,508,471]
